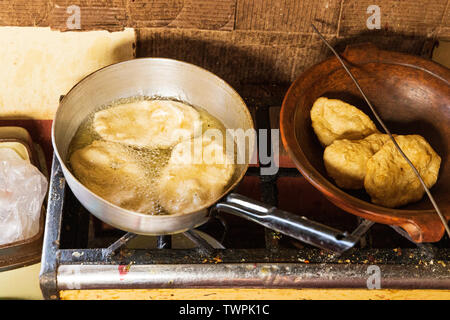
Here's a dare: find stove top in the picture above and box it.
[39,105,450,300]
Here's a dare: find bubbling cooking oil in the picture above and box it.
[68,97,234,215]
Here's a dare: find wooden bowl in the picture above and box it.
[280,43,450,243]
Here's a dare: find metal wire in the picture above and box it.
[311,23,450,239]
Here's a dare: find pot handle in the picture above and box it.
[215,193,359,254]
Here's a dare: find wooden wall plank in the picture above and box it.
[137,28,430,89]
[0,0,236,31]
[50,0,127,31]
[0,0,51,26]
[235,0,342,34]
[137,28,332,88]
[1,0,449,38]
[126,0,184,28]
[339,0,447,37]
[128,0,235,30]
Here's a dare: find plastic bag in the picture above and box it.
[0,148,48,246]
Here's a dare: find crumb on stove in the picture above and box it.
[437,261,446,267]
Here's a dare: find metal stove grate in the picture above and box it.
[39,106,450,299]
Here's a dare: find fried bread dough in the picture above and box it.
[158,134,235,214]
[364,135,441,208]
[93,99,202,149]
[310,97,378,146]
[324,133,390,189]
[70,140,156,214]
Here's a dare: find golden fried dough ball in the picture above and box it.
[324,133,390,189]
[310,97,378,146]
[364,135,441,208]
[158,134,235,214]
[93,99,202,149]
[70,140,156,214]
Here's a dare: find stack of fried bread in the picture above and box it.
[310,97,441,208]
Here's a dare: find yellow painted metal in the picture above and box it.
[0,263,43,300]
[60,288,450,300]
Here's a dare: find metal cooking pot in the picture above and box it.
[52,58,359,253]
